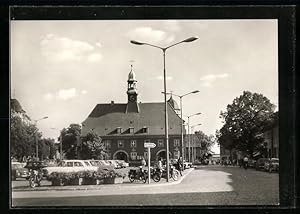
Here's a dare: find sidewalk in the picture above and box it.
[12,168,194,192]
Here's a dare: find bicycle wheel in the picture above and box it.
[153,173,161,182]
[129,174,135,183]
[29,177,36,188]
[172,170,180,181]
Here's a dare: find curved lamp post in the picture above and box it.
[162,90,200,160]
[34,116,48,160]
[131,37,198,182]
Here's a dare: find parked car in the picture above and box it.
[107,160,121,169]
[183,161,192,170]
[255,158,269,171]
[11,162,30,180]
[89,160,114,170]
[116,160,129,168]
[248,159,257,168]
[264,158,279,173]
[42,160,98,178]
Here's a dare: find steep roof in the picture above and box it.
[82,102,184,136]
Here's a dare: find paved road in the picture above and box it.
[12,166,279,206]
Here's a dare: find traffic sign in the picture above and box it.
[144,142,156,148]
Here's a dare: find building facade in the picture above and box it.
[81,67,184,164]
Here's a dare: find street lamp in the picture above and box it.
[162,90,200,160]
[131,36,198,182]
[51,128,63,160]
[34,116,48,160]
[191,123,202,162]
[184,113,201,162]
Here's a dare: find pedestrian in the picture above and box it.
[141,157,146,167]
[243,156,249,169]
[177,156,183,176]
[157,158,163,172]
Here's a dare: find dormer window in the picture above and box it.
[143,126,148,133]
[116,127,122,134]
[129,127,134,134]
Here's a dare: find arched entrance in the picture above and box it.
[156,149,172,161]
[113,150,129,162]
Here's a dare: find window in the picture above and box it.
[118,140,124,148]
[174,150,180,159]
[129,127,134,134]
[143,127,149,133]
[84,161,90,166]
[74,162,83,167]
[174,139,180,147]
[104,140,111,148]
[158,139,164,147]
[130,140,137,148]
[117,127,122,134]
[130,152,137,160]
[66,162,73,167]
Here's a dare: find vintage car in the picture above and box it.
[183,161,192,170]
[11,162,30,180]
[42,160,99,178]
[264,158,279,173]
[116,160,129,168]
[255,158,269,171]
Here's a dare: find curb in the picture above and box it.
[12,168,194,192]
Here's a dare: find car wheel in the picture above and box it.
[129,174,135,183]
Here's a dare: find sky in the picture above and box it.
[11,20,278,154]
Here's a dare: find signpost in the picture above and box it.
[144,142,156,184]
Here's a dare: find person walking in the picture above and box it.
[243,156,249,169]
[177,156,183,176]
[141,157,146,167]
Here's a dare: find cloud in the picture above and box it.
[156,75,173,81]
[200,73,229,87]
[127,27,175,45]
[40,34,102,63]
[43,88,88,101]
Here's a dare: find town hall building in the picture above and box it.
[81,67,184,165]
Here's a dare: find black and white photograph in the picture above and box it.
[10,13,282,207]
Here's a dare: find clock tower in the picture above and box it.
[127,65,138,103]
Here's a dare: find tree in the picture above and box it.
[80,131,107,160]
[61,124,81,159]
[39,138,56,159]
[194,130,215,157]
[11,111,41,161]
[217,91,276,156]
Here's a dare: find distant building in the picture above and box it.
[262,122,279,158]
[82,66,185,164]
